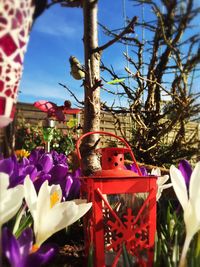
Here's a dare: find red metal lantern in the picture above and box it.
[0,0,35,127]
[76,131,157,267]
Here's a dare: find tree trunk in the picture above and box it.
[81,0,101,175]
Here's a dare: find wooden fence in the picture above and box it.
[14,102,132,135]
[0,102,199,156]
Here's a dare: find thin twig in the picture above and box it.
[58,83,84,105]
[93,16,137,52]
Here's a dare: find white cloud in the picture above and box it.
[33,6,82,39]
[36,23,78,38]
[19,78,84,106]
[21,82,65,99]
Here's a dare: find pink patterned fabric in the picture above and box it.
[0,0,35,127]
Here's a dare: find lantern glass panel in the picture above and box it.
[101,192,151,266]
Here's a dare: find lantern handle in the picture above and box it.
[76,131,142,176]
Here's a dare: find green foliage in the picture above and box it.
[15,123,44,151]
[122,243,134,267]
[155,200,184,267]
[107,78,125,84]
[15,118,78,155]
[50,128,75,155]
[87,245,94,267]
[155,200,200,267]
[131,127,199,166]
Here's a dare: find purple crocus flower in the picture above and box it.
[66,169,81,200]
[28,149,46,164]
[0,155,37,188]
[0,156,14,174]
[178,159,192,188]
[0,149,80,200]
[126,163,148,176]
[51,150,68,165]
[2,227,58,267]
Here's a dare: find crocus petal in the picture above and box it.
[2,227,57,267]
[23,165,38,181]
[189,162,200,221]
[36,200,92,246]
[0,173,24,226]
[18,228,33,257]
[140,166,148,176]
[184,200,200,238]
[34,181,61,243]
[50,184,62,202]
[9,175,25,188]
[0,172,9,190]
[36,181,61,215]
[171,161,200,266]
[0,158,14,175]
[66,199,92,225]
[20,157,29,166]
[35,201,78,245]
[24,177,91,246]
[24,176,37,219]
[38,154,53,173]
[65,175,73,198]
[67,171,81,200]
[33,173,51,192]
[156,183,172,201]
[159,183,172,190]
[33,181,51,239]
[151,167,161,176]
[178,160,192,187]
[170,165,188,211]
[28,150,39,164]
[2,227,21,267]
[25,243,58,267]
[157,175,170,186]
[155,173,171,201]
[50,165,68,182]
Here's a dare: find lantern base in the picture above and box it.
[0,116,13,128]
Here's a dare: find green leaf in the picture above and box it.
[67,118,78,128]
[122,243,133,266]
[107,78,125,84]
[87,244,94,267]
[14,213,33,238]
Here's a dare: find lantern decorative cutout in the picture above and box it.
[76,131,157,267]
[0,0,35,128]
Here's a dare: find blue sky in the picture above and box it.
[19,1,133,106]
[19,1,200,107]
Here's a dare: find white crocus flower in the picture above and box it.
[24,176,92,247]
[151,168,172,201]
[0,172,24,228]
[170,162,200,267]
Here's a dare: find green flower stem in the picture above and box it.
[13,205,26,235]
[14,214,32,239]
[179,235,192,267]
[0,225,2,267]
[195,231,200,257]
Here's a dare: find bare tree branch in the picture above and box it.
[93,16,137,53]
[58,82,84,105]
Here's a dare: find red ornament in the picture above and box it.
[76,131,157,267]
[33,100,82,122]
[0,0,35,128]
